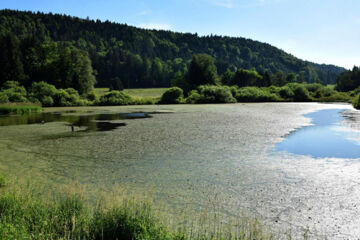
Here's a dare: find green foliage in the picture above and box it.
[233,87,280,102]
[336,66,360,92]
[99,91,132,105]
[86,91,99,102]
[185,90,202,104]
[0,9,346,90]
[286,83,311,102]
[29,82,58,106]
[195,85,236,103]
[186,54,220,90]
[226,69,263,87]
[353,94,360,109]
[318,92,352,102]
[0,81,28,102]
[279,86,294,99]
[159,87,184,104]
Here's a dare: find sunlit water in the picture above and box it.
[277,109,360,158]
[1,103,360,239]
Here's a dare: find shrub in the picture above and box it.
[0,92,9,103]
[41,96,54,107]
[196,85,236,103]
[305,83,323,93]
[185,90,202,104]
[286,83,311,102]
[30,81,58,99]
[318,92,352,102]
[159,87,184,104]
[54,88,82,106]
[99,91,132,105]
[0,81,28,102]
[353,94,360,109]
[86,91,99,102]
[233,87,279,102]
[279,86,294,99]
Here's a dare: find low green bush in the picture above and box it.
[159,87,184,104]
[99,91,132,105]
[279,86,294,99]
[196,85,236,103]
[233,87,280,102]
[185,90,202,104]
[352,94,360,109]
[318,92,352,102]
[286,83,312,102]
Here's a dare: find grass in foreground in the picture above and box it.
[0,103,42,115]
[0,178,273,240]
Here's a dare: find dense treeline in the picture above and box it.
[0,9,346,89]
[0,34,96,94]
[336,66,360,92]
[336,66,360,109]
[160,54,352,104]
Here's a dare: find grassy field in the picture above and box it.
[123,88,169,98]
[94,88,168,98]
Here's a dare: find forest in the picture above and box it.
[0,9,346,91]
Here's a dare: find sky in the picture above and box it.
[1,0,359,69]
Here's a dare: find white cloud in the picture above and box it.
[138,22,172,30]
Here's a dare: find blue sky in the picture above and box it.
[1,0,359,69]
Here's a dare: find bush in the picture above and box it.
[0,92,9,103]
[233,87,279,102]
[305,83,323,93]
[41,96,54,107]
[196,85,236,103]
[99,91,132,105]
[159,87,184,104]
[185,90,202,104]
[55,88,82,106]
[279,86,294,99]
[30,81,58,99]
[353,94,360,109]
[286,83,311,102]
[0,81,28,102]
[86,91,99,102]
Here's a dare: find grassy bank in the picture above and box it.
[0,103,42,115]
[0,175,274,240]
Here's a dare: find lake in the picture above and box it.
[1,103,360,239]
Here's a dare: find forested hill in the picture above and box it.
[0,9,346,88]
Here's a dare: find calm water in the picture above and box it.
[276,109,360,158]
[0,111,155,131]
[1,103,360,239]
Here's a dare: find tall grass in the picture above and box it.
[0,178,275,240]
[0,103,42,114]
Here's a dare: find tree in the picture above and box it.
[286,73,296,83]
[0,34,25,86]
[230,69,262,87]
[186,54,219,89]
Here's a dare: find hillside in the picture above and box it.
[0,9,346,88]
